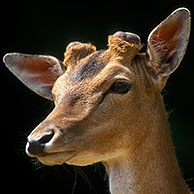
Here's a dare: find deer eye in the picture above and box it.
[110,81,131,94]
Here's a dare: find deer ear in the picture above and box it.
[3,53,65,100]
[147,8,190,86]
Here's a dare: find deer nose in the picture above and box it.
[26,130,54,156]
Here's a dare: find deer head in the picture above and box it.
[3,8,191,192]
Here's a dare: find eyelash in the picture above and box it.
[109,81,131,94]
[98,81,131,105]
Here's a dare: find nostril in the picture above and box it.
[26,130,54,156]
[39,130,54,144]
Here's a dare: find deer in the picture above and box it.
[3,7,192,194]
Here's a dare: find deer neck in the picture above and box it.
[103,95,190,194]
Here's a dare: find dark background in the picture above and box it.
[2,0,194,193]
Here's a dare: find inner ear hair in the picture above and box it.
[147,8,190,78]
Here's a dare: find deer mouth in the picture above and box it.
[34,151,76,166]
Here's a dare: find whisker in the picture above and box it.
[76,166,97,194]
[70,166,78,194]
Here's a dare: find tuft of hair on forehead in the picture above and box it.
[63,42,96,69]
[108,35,143,61]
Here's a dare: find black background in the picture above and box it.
[2,0,194,193]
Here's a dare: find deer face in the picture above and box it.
[27,33,145,166]
[3,8,190,166]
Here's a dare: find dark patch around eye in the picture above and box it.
[74,50,107,81]
[110,82,131,94]
[69,94,81,106]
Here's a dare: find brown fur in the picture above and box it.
[28,37,191,193]
[3,8,192,194]
[64,42,96,68]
